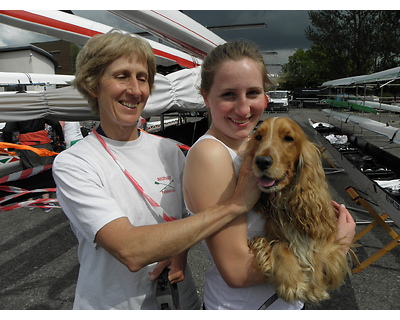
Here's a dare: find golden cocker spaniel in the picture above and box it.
[247,117,351,304]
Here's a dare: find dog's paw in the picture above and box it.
[248,236,275,279]
[276,283,330,304]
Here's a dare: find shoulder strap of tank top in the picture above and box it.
[258,292,279,310]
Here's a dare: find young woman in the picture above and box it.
[183,40,356,310]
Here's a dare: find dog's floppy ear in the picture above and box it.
[289,138,334,238]
[297,138,324,181]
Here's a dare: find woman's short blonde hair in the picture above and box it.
[200,39,272,96]
[73,30,156,115]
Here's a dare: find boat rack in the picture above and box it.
[314,126,400,273]
[345,186,400,273]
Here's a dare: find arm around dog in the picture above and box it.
[95,153,260,273]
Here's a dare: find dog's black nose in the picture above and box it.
[256,156,273,170]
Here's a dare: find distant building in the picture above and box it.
[0,45,58,74]
[0,45,59,92]
[33,40,79,75]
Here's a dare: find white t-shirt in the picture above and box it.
[187,134,303,310]
[53,130,200,310]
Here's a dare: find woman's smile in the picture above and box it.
[120,101,139,109]
[229,117,251,125]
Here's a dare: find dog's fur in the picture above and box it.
[247,117,350,304]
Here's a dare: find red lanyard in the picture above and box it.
[92,128,176,222]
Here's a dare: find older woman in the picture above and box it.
[52,31,261,309]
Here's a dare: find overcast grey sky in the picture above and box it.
[183,10,313,67]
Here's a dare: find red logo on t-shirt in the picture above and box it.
[155,176,175,194]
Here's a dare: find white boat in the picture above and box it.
[322,66,400,87]
[350,99,400,113]
[311,116,400,228]
[0,10,204,68]
[322,109,400,144]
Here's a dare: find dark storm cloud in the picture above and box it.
[182,10,313,51]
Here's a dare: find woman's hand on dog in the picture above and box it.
[333,201,356,254]
[234,154,262,213]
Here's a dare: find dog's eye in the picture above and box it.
[284,135,294,142]
[255,134,262,141]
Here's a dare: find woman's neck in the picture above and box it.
[206,126,244,153]
[99,123,139,141]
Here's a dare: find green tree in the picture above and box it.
[374,11,400,70]
[281,10,400,89]
[70,43,81,74]
[306,10,400,75]
[281,49,320,90]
